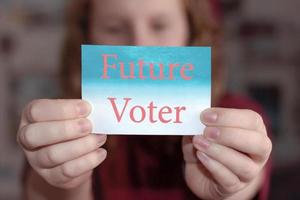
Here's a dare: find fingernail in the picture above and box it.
[205,127,220,140]
[97,148,107,157]
[77,101,90,116]
[95,135,106,146]
[196,151,210,163]
[78,119,91,133]
[201,109,218,123]
[194,136,210,150]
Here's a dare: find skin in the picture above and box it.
[18,0,272,199]
[88,0,189,46]
[183,108,271,199]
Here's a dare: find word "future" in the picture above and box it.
[100,54,194,80]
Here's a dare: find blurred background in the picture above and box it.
[0,0,299,199]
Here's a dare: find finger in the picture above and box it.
[33,134,106,168]
[193,135,260,182]
[24,99,91,123]
[58,171,93,189]
[44,148,106,186]
[182,136,198,163]
[196,151,245,197]
[18,118,92,150]
[200,108,266,133]
[203,127,272,161]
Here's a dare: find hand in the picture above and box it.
[183,108,272,199]
[17,99,107,189]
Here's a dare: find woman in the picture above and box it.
[18,0,272,199]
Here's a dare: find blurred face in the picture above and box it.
[90,0,189,46]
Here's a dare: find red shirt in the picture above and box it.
[92,93,272,200]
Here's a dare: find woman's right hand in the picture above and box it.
[17,99,107,189]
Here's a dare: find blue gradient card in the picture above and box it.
[82,45,211,135]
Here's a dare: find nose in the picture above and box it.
[131,24,156,46]
[133,34,151,46]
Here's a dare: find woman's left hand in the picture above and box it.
[183,108,272,200]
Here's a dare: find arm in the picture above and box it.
[25,168,93,200]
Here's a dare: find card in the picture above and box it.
[81,45,211,135]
